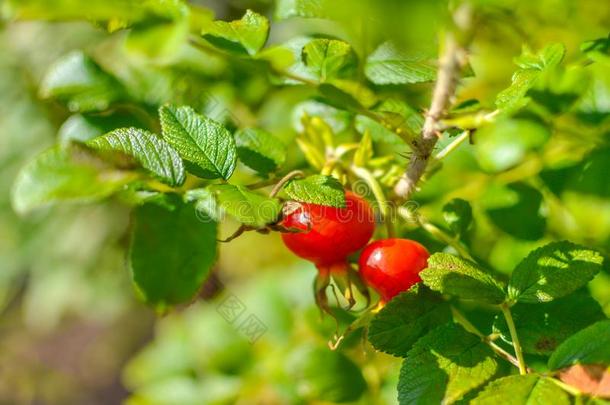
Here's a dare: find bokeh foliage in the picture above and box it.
[0,0,609,404]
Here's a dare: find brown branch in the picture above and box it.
[394,32,468,199]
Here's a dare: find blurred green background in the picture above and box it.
[0,0,609,404]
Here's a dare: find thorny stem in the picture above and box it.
[394,9,471,200]
[451,306,528,371]
[500,303,528,375]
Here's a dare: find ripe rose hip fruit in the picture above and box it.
[358,238,430,302]
[281,191,375,314]
[280,191,375,269]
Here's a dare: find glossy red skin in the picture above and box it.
[281,192,376,267]
[359,238,429,302]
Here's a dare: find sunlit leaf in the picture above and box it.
[508,241,605,303]
[365,41,436,85]
[159,104,237,180]
[88,127,185,187]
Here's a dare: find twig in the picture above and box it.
[451,306,529,371]
[397,206,474,261]
[548,377,582,396]
[434,130,470,161]
[500,303,528,375]
[394,22,469,199]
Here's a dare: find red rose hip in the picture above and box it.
[358,238,429,302]
[280,191,375,268]
[281,191,376,314]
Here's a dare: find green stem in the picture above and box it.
[548,377,581,397]
[420,220,472,260]
[434,130,470,161]
[451,306,525,370]
[399,208,473,261]
[500,303,527,375]
[350,166,396,238]
[451,306,484,337]
[269,170,304,198]
[321,160,337,176]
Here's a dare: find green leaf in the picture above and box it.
[475,118,550,173]
[202,10,269,56]
[496,43,566,112]
[282,175,346,208]
[365,41,436,85]
[159,104,237,180]
[471,375,570,405]
[258,36,315,82]
[582,37,610,55]
[210,184,281,228]
[125,18,189,63]
[496,69,540,112]
[368,285,452,357]
[318,80,377,111]
[121,0,191,62]
[353,130,373,167]
[398,323,498,405]
[302,38,356,82]
[235,128,286,175]
[537,43,567,67]
[581,37,610,58]
[493,289,606,355]
[40,51,124,112]
[292,100,352,134]
[482,182,546,241]
[548,320,610,370]
[275,0,328,19]
[421,254,506,304]
[508,241,606,304]
[87,128,185,187]
[11,145,136,214]
[566,147,610,198]
[288,346,366,403]
[129,199,217,309]
[355,98,422,146]
[2,0,146,22]
[443,198,473,237]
